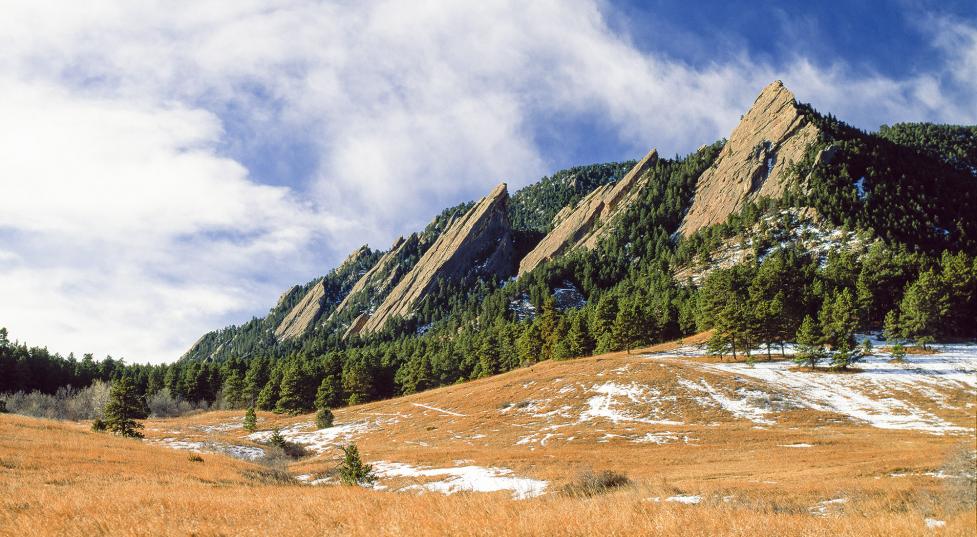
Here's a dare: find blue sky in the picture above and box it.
[0,0,974,363]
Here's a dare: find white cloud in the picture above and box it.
[0,0,973,363]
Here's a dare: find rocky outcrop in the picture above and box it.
[274,246,372,340]
[328,235,417,324]
[678,81,820,236]
[518,148,659,275]
[274,280,327,340]
[343,313,371,339]
[360,183,515,333]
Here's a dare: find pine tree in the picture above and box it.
[475,330,499,377]
[103,376,145,439]
[315,408,334,429]
[565,312,594,358]
[338,443,375,486]
[315,374,342,409]
[275,362,311,414]
[793,315,825,369]
[516,320,543,365]
[591,294,618,343]
[221,370,245,409]
[342,356,373,406]
[538,296,560,361]
[243,356,270,406]
[256,366,282,411]
[612,300,642,354]
[898,269,948,348]
[243,406,257,432]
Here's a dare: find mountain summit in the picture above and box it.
[679,80,820,236]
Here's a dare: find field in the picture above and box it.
[2,334,975,536]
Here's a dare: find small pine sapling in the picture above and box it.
[315,408,334,429]
[243,406,257,432]
[338,443,375,486]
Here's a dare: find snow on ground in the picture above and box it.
[810,497,847,517]
[578,382,683,425]
[925,518,946,528]
[677,378,777,425]
[152,438,265,461]
[666,494,702,504]
[194,421,243,433]
[780,443,814,448]
[247,420,374,453]
[371,461,548,499]
[649,342,976,434]
[704,349,975,433]
[411,403,466,417]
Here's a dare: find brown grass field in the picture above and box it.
[2,334,974,536]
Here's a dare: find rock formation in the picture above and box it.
[328,234,418,324]
[678,80,820,236]
[518,148,659,275]
[359,183,515,333]
[274,245,372,340]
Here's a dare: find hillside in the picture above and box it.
[3,336,974,536]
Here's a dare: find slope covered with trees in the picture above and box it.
[4,88,974,420]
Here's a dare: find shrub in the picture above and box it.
[265,429,307,459]
[243,407,257,432]
[561,470,632,497]
[315,408,334,429]
[90,418,107,432]
[338,443,375,486]
[890,343,907,363]
[0,399,6,413]
[188,454,204,463]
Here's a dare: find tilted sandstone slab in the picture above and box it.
[274,246,372,340]
[360,183,515,333]
[518,148,659,275]
[678,80,820,236]
[328,234,417,324]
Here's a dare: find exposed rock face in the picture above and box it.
[329,234,417,323]
[518,148,659,275]
[274,245,372,340]
[343,313,371,339]
[360,183,515,333]
[678,81,820,236]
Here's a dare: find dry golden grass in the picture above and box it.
[2,334,974,536]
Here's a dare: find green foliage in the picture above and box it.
[268,429,287,449]
[338,443,375,486]
[315,408,334,429]
[794,315,825,369]
[103,376,145,438]
[243,406,257,432]
[221,370,245,409]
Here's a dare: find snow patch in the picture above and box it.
[412,403,466,417]
[372,461,547,500]
[247,420,373,453]
[666,495,702,504]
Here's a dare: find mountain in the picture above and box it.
[679,80,820,236]
[275,246,375,340]
[518,149,659,275]
[358,183,515,334]
[165,80,975,414]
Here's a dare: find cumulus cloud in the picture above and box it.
[0,0,973,362]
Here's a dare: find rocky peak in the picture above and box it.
[518,148,658,275]
[678,80,820,236]
[328,234,417,324]
[274,245,374,341]
[358,183,515,334]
